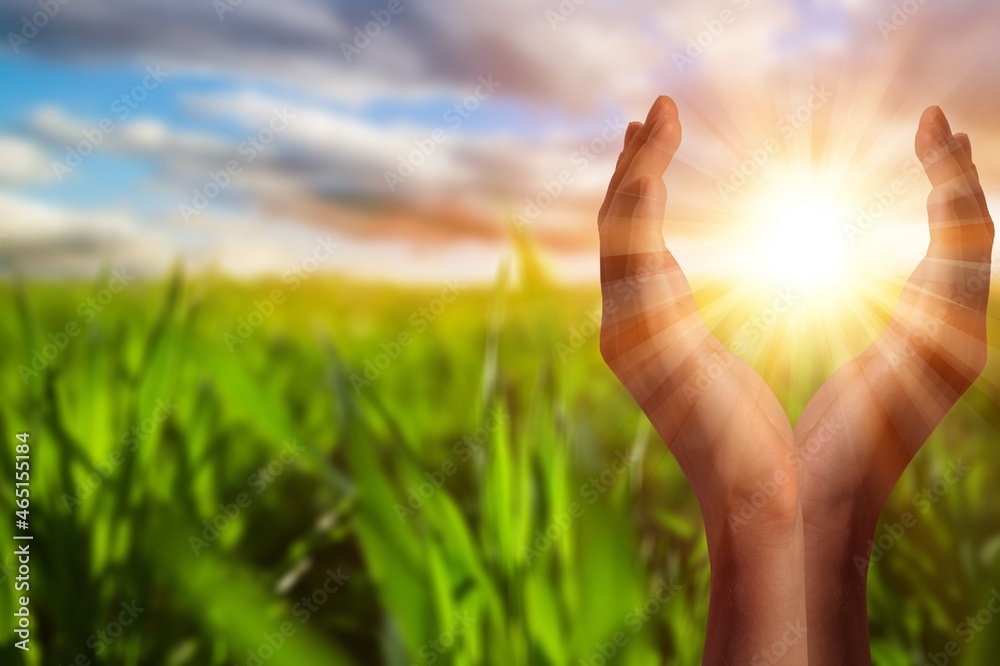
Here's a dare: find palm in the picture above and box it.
[795,107,993,522]
[598,97,798,543]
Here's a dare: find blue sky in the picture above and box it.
[0,0,996,282]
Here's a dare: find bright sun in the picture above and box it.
[743,181,854,292]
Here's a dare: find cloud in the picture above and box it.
[29,106,231,160]
[0,194,171,276]
[4,0,1000,281]
[0,135,52,184]
[27,88,626,224]
[1,0,690,111]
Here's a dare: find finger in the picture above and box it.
[616,121,643,169]
[600,175,662,290]
[916,107,969,191]
[629,175,693,303]
[620,112,682,194]
[955,132,972,160]
[915,107,989,254]
[601,175,692,312]
[601,107,683,270]
[599,96,679,224]
[624,121,642,150]
[954,132,994,239]
[606,103,681,219]
[601,127,691,342]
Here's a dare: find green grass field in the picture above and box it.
[1,252,999,665]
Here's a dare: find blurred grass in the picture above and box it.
[0,251,998,664]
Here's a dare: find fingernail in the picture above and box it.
[646,96,675,122]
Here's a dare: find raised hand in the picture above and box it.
[794,106,994,664]
[598,96,807,664]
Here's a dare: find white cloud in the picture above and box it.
[0,194,173,277]
[0,193,130,239]
[0,135,53,184]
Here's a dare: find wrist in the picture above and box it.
[802,493,880,571]
[705,519,808,665]
[802,501,878,665]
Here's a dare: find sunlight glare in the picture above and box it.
[745,182,854,292]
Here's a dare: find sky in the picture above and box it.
[0,0,998,284]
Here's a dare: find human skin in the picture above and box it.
[795,107,994,664]
[598,97,992,664]
[597,95,808,664]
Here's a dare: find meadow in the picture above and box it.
[1,248,999,665]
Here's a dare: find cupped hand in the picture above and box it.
[795,106,994,528]
[598,96,809,664]
[598,96,801,545]
[795,106,993,665]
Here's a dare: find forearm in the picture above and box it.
[803,504,877,665]
[704,517,808,665]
